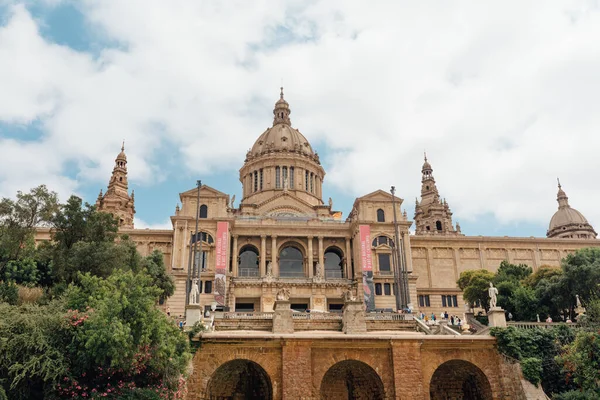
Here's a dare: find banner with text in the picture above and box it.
[359,225,375,311]
[214,221,229,306]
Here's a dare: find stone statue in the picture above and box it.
[266,262,273,278]
[328,197,333,208]
[343,287,357,302]
[276,287,290,301]
[229,195,236,208]
[190,278,200,305]
[488,282,498,309]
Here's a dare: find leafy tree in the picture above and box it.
[0,280,18,305]
[0,185,58,272]
[457,269,495,311]
[559,248,600,319]
[492,261,532,318]
[557,331,600,394]
[511,286,539,321]
[142,250,175,303]
[523,266,562,289]
[0,300,70,399]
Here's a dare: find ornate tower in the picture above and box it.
[96,143,135,228]
[414,154,462,236]
[547,180,596,239]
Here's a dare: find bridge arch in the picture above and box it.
[320,359,384,400]
[429,359,492,400]
[206,359,272,400]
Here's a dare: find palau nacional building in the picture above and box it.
[41,89,600,399]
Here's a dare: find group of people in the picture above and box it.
[418,311,464,326]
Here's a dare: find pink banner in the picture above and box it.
[359,225,375,311]
[214,221,229,306]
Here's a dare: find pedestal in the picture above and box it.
[273,300,294,334]
[186,304,202,328]
[342,300,367,334]
[487,307,507,328]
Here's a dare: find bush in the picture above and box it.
[0,386,7,400]
[0,280,18,305]
[520,357,542,386]
[553,389,600,400]
[17,285,43,304]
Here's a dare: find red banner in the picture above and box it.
[214,221,229,306]
[359,225,375,311]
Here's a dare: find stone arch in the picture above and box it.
[238,245,260,277]
[278,241,306,278]
[324,246,344,278]
[429,359,492,400]
[320,359,385,400]
[206,359,273,400]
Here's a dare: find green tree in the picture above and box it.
[523,266,562,289]
[142,250,175,303]
[492,261,532,318]
[0,185,58,272]
[559,248,600,319]
[457,269,495,311]
[557,331,600,395]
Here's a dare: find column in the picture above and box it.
[452,247,460,282]
[318,236,324,270]
[232,235,238,276]
[308,236,314,277]
[271,235,278,277]
[260,235,266,277]
[345,237,352,279]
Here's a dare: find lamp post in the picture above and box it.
[390,186,407,310]
[185,180,202,308]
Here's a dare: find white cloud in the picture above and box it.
[133,217,172,230]
[1,1,600,232]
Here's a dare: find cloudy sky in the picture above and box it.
[1,0,599,237]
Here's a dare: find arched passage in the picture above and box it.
[430,360,492,400]
[320,360,384,400]
[206,359,272,400]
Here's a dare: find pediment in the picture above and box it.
[356,189,399,202]
[179,184,229,200]
[255,192,318,217]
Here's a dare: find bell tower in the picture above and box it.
[96,142,135,228]
[414,153,462,236]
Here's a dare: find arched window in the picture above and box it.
[254,171,258,192]
[324,247,344,279]
[199,204,208,218]
[371,236,395,248]
[289,167,294,188]
[282,166,288,187]
[279,246,304,278]
[436,221,442,231]
[192,231,214,244]
[238,246,259,277]
[305,170,309,190]
[376,209,385,222]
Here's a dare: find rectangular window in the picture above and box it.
[204,280,212,294]
[276,167,281,188]
[282,166,288,185]
[378,254,391,272]
[375,283,382,296]
[419,295,430,307]
[310,173,314,193]
[290,167,294,188]
[442,295,447,308]
[259,169,263,190]
[305,170,309,190]
[452,295,458,308]
[384,283,391,296]
[253,171,258,192]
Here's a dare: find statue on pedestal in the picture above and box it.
[343,286,357,302]
[488,282,498,309]
[190,278,200,305]
[314,262,324,282]
[276,287,290,301]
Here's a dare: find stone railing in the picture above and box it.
[292,312,343,320]
[238,268,260,277]
[219,312,274,320]
[507,321,580,329]
[365,313,413,321]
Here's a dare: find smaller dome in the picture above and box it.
[422,153,432,171]
[116,142,127,162]
[549,207,589,231]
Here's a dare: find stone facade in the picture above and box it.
[34,90,600,319]
[187,333,529,399]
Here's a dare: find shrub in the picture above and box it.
[552,389,600,400]
[520,357,542,386]
[0,281,18,305]
[17,285,43,304]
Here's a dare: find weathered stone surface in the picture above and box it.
[342,300,367,334]
[273,300,294,334]
[488,308,507,328]
[187,333,531,400]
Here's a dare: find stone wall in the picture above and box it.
[187,334,529,400]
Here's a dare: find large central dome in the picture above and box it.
[239,88,326,211]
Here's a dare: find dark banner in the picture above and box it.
[359,225,375,311]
